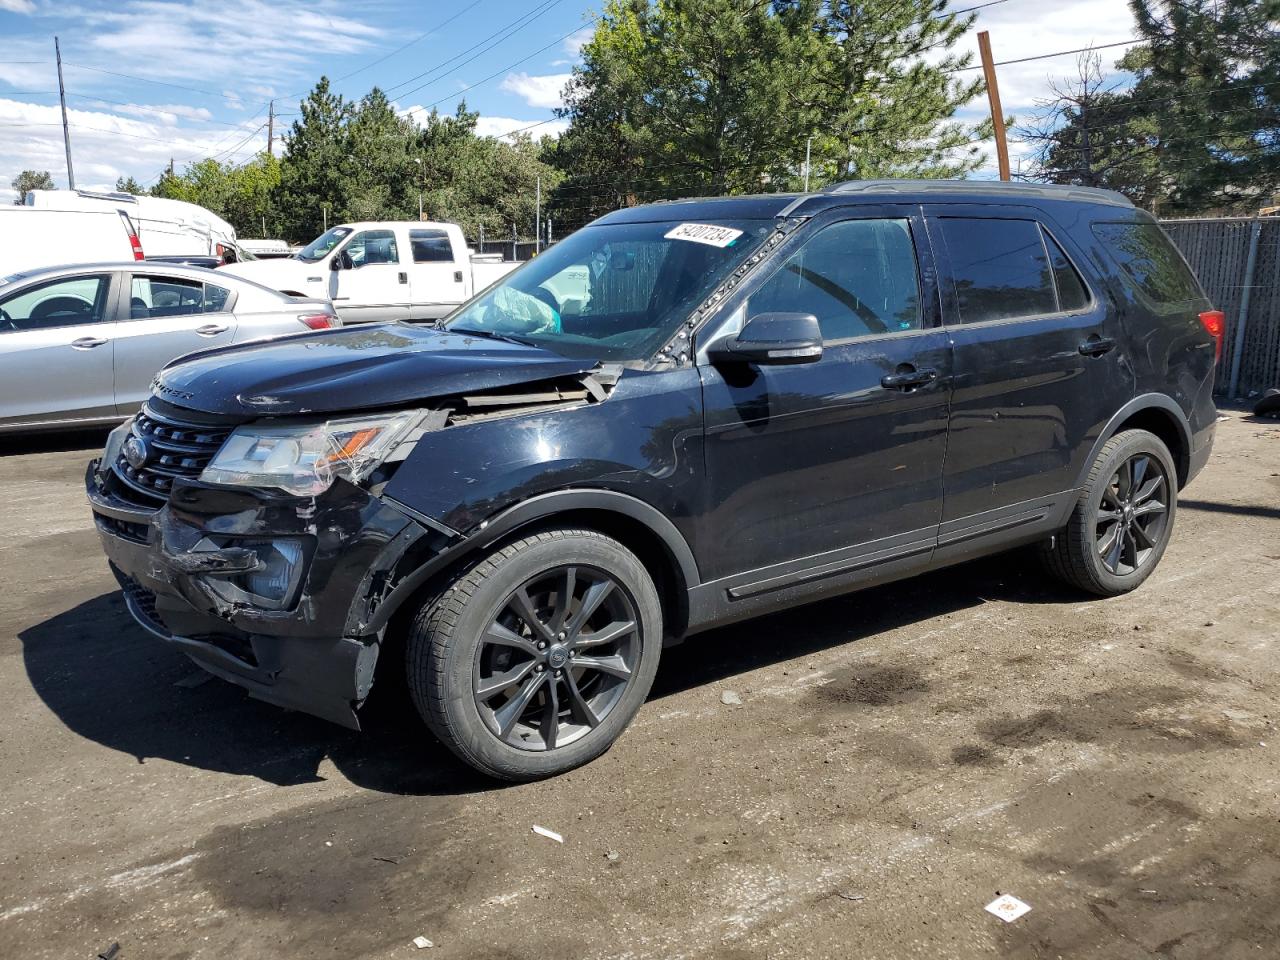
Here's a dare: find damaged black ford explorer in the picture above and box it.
[88,181,1218,780]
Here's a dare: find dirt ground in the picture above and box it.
[1,408,1277,960]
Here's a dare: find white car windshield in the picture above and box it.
[295,226,352,263]
[444,218,776,361]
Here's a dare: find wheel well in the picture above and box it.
[524,508,691,641]
[380,508,692,662]
[1113,407,1190,486]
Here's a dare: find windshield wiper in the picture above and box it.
[447,326,538,348]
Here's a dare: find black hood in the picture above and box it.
[154,323,598,417]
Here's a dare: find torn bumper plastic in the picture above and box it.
[86,460,455,729]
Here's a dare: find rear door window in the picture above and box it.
[1043,231,1091,312]
[409,228,454,263]
[1091,221,1202,303]
[130,276,205,318]
[0,274,110,331]
[939,218,1057,323]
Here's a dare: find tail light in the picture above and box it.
[1198,310,1225,364]
[297,312,335,330]
[117,210,144,261]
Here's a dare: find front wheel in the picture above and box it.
[1041,429,1178,596]
[406,528,663,781]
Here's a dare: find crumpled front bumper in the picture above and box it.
[86,461,453,728]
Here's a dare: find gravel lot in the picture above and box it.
[2,408,1278,960]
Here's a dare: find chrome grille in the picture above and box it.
[111,402,236,506]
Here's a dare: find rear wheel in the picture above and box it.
[406,528,662,781]
[1041,429,1177,596]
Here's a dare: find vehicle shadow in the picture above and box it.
[0,427,113,457]
[19,551,1080,796]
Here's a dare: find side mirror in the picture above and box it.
[707,312,823,365]
[331,251,353,271]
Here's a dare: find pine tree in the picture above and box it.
[11,169,54,203]
[276,78,355,239]
[551,0,989,230]
[1123,0,1280,212]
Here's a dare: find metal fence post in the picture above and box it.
[1227,217,1263,399]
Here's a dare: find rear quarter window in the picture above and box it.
[1091,222,1203,304]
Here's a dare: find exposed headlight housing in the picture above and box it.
[200,411,420,496]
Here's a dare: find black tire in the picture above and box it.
[1040,429,1178,596]
[406,527,662,781]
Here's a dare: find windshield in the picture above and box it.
[295,226,352,263]
[444,218,777,361]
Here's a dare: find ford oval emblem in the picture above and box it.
[123,436,149,470]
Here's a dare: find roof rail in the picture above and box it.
[75,188,139,204]
[823,179,1133,208]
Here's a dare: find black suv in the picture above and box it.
[87,181,1220,780]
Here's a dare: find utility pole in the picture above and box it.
[977,31,1011,182]
[54,37,75,190]
[267,100,274,158]
[535,175,542,255]
[803,136,812,192]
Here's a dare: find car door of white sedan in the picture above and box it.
[0,272,118,430]
[112,272,238,414]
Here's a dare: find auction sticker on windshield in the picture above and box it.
[664,223,743,248]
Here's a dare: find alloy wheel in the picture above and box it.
[473,565,641,751]
[1095,452,1170,576]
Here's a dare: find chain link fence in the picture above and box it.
[1162,217,1280,399]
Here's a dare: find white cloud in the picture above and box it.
[0,97,267,195]
[473,115,569,140]
[0,0,37,13]
[934,0,1140,177]
[499,72,572,110]
[75,0,384,88]
[80,100,214,125]
[563,25,594,58]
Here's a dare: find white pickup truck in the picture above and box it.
[220,221,521,324]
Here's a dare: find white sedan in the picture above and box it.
[0,262,339,433]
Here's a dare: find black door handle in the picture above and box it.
[1079,335,1116,357]
[881,366,939,390]
[398,272,408,284]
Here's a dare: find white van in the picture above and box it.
[0,207,145,276]
[24,190,238,261]
[221,221,522,323]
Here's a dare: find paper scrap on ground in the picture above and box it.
[985,894,1032,922]
[412,935,433,948]
[532,825,563,843]
[664,223,743,248]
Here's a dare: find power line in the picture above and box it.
[329,0,485,89]
[949,38,1141,73]
[385,0,569,100]
[61,62,256,105]
[405,20,588,116]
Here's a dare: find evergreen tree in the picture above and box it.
[1123,0,1280,213]
[11,169,54,203]
[1026,1,1280,214]
[276,78,355,239]
[551,0,989,230]
[115,175,145,194]
[799,0,989,182]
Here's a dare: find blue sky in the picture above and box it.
[0,0,1139,196]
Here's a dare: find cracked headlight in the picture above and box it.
[200,412,420,496]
